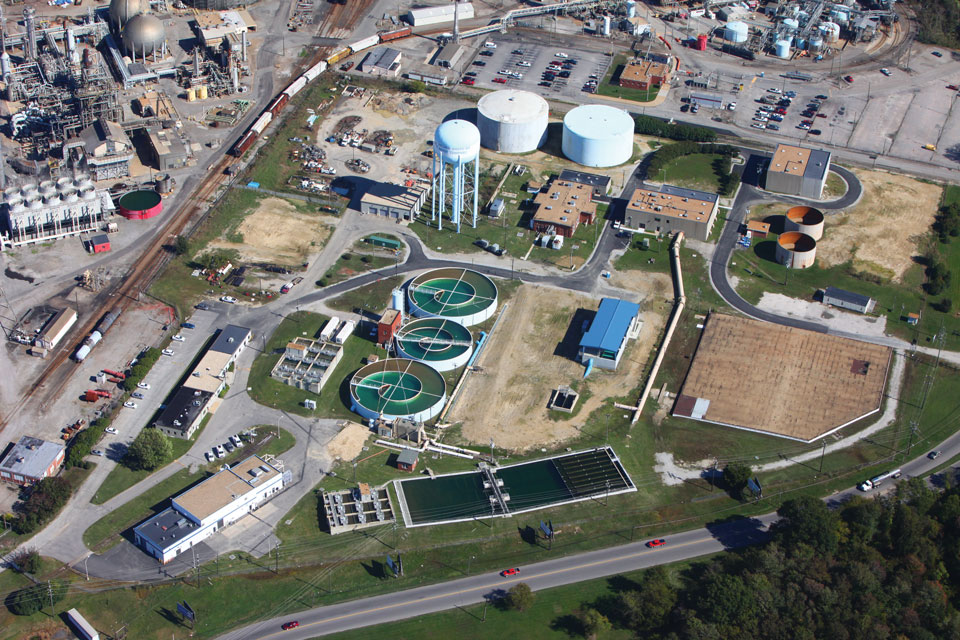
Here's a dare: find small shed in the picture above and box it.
[396,448,419,471]
[89,234,111,254]
[489,198,505,218]
[746,220,770,238]
[907,312,920,326]
[822,286,876,314]
[526,181,543,194]
[378,308,402,345]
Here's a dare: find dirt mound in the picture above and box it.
[328,421,370,461]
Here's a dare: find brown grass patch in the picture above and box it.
[208,196,335,265]
[327,421,371,461]
[816,169,940,281]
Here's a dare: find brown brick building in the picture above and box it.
[532,179,598,238]
[618,60,670,90]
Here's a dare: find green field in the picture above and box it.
[327,276,405,315]
[247,311,388,418]
[317,250,397,288]
[658,153,724,192]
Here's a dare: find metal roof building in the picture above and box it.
[361,47,402,77]
[0,436,65,486]
[822,286,875,314]
[578,298,641,370]
[407,2,474,26]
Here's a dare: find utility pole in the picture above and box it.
[46,580,54,615]
[818,440,826,473]
[275,541,280,574]
[905,419,920,459]
[84,556,89,581]
[192,547,199,587]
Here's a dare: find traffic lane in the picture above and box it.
[220,514,775,640]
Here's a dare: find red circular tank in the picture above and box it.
[696,34,708,51]
[117,189,162,220]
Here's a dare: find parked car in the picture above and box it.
[172,334,185,342]
[691,104,700,113]
[91,450,103,457]
[767,123,780,131]
[559,70,570,78]
[220,296,237,304]
[161,349,175,356]
[540,81,552,87]
[181,322,196,329]
[132,392,144,399]
[205,451,215,462]
[767,87,782,94]
[511,49,523,54]
[554,52,568,58]
[681,104,689,112]
[465,71,477,77]
[105,427,118,434]
[479,50,494,56]
[932,50,943,57]
[216,445,226,458]
[461,78,475,85]
[751,123,766,130]
[809,129,822,135]
[137,382,150,389]
[844,75,854,82]
[472,60,486,67]
[230,435,243,447]
[225,442,235,453]
[727,101,737,110]
[195,302,209,310]
[123,401,137,409]
[880,68,891,76]
[517,61,531,67]
[493,77,506,83]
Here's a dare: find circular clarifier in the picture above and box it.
[350,359,447,422]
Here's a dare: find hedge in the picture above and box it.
[633,114,718,142]
[124,347,162,391]
[66,416,110,468]
[13,477,73,534]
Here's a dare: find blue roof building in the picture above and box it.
[578,298,641,370]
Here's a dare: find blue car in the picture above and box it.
[181,322,196,329]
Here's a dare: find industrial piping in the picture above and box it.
[631,231,686,425]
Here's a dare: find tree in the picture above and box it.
[124,428,172,471]
[723,463,752,499]
[8,580,66,616]
[173,235,190,256]
[934,297,953,313]
[10,547,40,574]
[773,495,839,554]
[403,80,426,94]
[506,582,535,611]
[580,607,611,639]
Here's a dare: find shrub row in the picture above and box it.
[13,477,73,535]
[633,114,718,142]
[124,347,161,391]
[65,416,110,468]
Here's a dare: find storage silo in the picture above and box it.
[775,39,792,59]
[820,22,841,44]
[782,17,799,33]
[602,15,611,36]
[809,37,824,53]
[627,1,636,18]
[776,232,817,268]
[724,21,749,43]
[784,206,824,240]
[561,104,634,168]
[477,90,549,154]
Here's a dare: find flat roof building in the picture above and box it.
[822,286,876,315]
[746,219,770,238]
[134,455,287,563]
[434,43,464,68]
[558,169,611,196]
[619,59,670,90]
[0,436,65,486]
[361,47,402,77]
[70,118,134,181]
[360,183,429,220]
[407,2,474,26]
[689,92,723,109]
[147,128,190,171]
[765,144,832,199]
[154,388,214,440]
[578,298,641,370]
[532,179,598,238]
[34,307,77,350]
[625,184,719,241]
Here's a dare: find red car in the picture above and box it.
[493,77,507,84]
[461,78,475,85]
[646,539,666,548]
[500,567,520,577]
[844,75,854,83]
[282,621,300,630]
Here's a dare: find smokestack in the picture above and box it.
[193,48,200,77]
[231,62,239,93]
[241,30,247,62]
[24,8,36,62]
[454,1,460,43]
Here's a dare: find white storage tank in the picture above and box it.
[820,22,841,44]
[782,18,799,32]
[808,37,824,53]
[561,104,634,168]
[776,232,817,269]
[775,39,792,59]
[725,21,749,43]
[477,90,549,154]
[627,0,636,17]
[391,288,405,314]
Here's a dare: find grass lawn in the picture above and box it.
[91,417,211,505]
[612,235,673,273]
[823,170,848,198]
[658,153,724,192]
[83,428,296,551]
[942,184,960,207]
[246,311,389,418]
[317,251,397,288]
[327,276,405,315]
[595,53,661,103]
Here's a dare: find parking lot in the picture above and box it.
[460,35,612,102]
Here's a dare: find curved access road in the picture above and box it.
[709,161,863,333]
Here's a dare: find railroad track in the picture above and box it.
[0,153,236,432]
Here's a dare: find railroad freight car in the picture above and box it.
[284,76,307,98]
[266,94,289,116]
[231,130,257,157]
[326,47,351,65]
[303,60,327,81]
[379,27,412,42]
[349,35,380,53]
[251,112,273,134]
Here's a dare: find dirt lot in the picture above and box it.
[450,284,666,451]
[208,197,336,265]
[327,421,371,461]
[816,169,941,281]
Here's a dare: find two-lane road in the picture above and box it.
[218,514,777,640]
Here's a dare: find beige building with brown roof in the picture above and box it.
[624,184,719,241]
[765,144,832,199]
[532,179,598,238]
[619,60,670,90]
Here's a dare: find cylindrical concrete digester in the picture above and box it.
[784,206,824,240]
[407,267,498,326]
[349,358,447,422]
[395,317,473,372]
[561,104,634,168]
[477,90,549,153]
[776,231,817,268]
[117,189,162,220]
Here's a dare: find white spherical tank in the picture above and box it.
[477,90,549,154]
[561,105,634,168]
[123,13,165,58]
[434,119,480,164]
[725,21,749,43]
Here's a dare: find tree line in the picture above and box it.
[633,115,718,142]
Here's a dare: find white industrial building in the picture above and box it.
[477,90,549,154]
[1,176,115,248]
[360,47,402,77]
[407,2,474,26]
[134,455,288,563]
